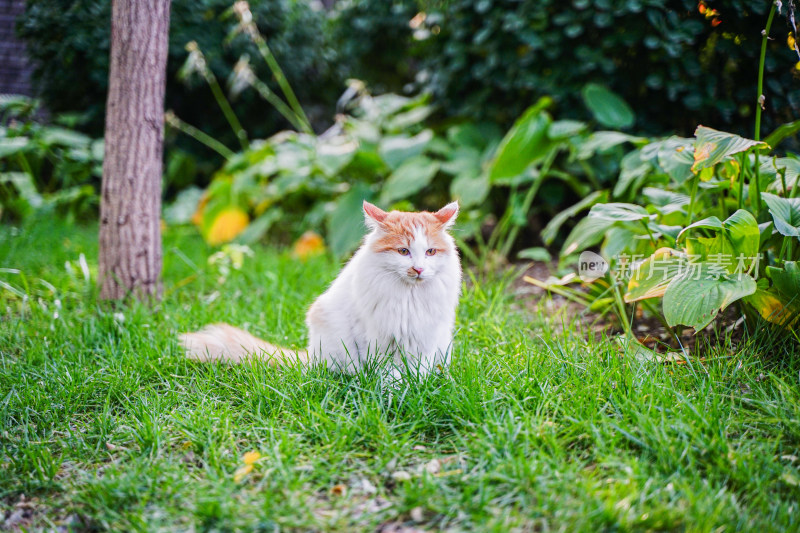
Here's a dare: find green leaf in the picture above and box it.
[378,130,433,170]
[723,209,760,259]
[613,149,651,198]
[39,126,91,148]
[656,136,695,183]
[488,97,553,183]
[745,267,800,327]
[518,247,552,262]
[581,83,635,129]
[561,215,615,256]
[691,126,767,173]
[542,190,608,245]
[588,203,652,222]
[677,210,759,271]
[763,119,800,151]
[663,266,756,331]
[0,171,43,208]
[760,157,800,193]
[163,186,204,225]
[450,171,490,208]
[0,137,31,158]
[380,156,440,205]
[768,262,800,303]
[762,193,800,238]
[547,120,587,140]
[327,184,373,257]
[235,209,282,245]
[625,248,684,302]
[642,187,689,215]
[574,131,646,160]
[446,122,502,150]
[385,105,434,132]
[440,146,482,177]
[316,137,357,177]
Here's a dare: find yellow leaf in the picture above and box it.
[233,464,253,482]
[789,33,797,51]
[292,231,325,260]
[242,451,261,465]
[206,207,249,246]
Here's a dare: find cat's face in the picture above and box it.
[363,201,459,284]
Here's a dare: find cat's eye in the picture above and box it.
[398,248,410,256]
[426,249,436,256]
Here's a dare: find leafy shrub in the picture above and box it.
[416,0,800,141]
[182,81,658,265]
[0,97,102,222]
[533,123,800,342]
[328,0,420,94]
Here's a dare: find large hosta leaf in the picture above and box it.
[327,183,373,257]
[763,119,800,150]
[380,156,440,204]
[677,210,759,271]
[542,190,608,245]
[488,97,553,183]
[663,266,756,331]
[588,203,652,222]
[625,248,684,302]
[581,83,635,129]
[561,215,615,256]
[745,262,800,327]
[762,193,800,238]
[656,136,695,183]
[450,171,490,208]
[378,130,433,170]
[691,126,767,173]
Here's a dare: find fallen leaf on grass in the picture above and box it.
[292,231,325,259]
[233,464,253,482]
[242,450,261,465]
[331,483,347,497]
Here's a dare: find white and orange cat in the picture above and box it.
[180,201,462,379]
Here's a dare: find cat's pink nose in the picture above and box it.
[412,267,424,275]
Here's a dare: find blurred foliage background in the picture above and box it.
[19,0,800,151]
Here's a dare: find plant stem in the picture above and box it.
[251,78,312,134]
[752,2,778,216]
[737,153,746,210]
[609,271,633,339]
[641,219,658,248]
[165,113,236,159]
[500,150,557,258]
[204,70,249,150]
[755,2,778,143]
[687,173,700,224]
[254,36,312,134]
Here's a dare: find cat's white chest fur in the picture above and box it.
[305,202,462,377]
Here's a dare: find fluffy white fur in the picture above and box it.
[180,202,462,379]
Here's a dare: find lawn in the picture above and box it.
[2,219,800,531]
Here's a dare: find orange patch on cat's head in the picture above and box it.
[364,202,458,253]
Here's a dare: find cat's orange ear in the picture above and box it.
[434,202,459,228]
[363,201,389,228]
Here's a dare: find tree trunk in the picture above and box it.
[99,0,171,301]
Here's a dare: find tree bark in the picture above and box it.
[99,0,171,301]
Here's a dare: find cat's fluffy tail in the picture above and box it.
[179,323,307,365]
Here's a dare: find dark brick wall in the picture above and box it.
[0,0,33,96]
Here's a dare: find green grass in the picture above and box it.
[2,219,799,532]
